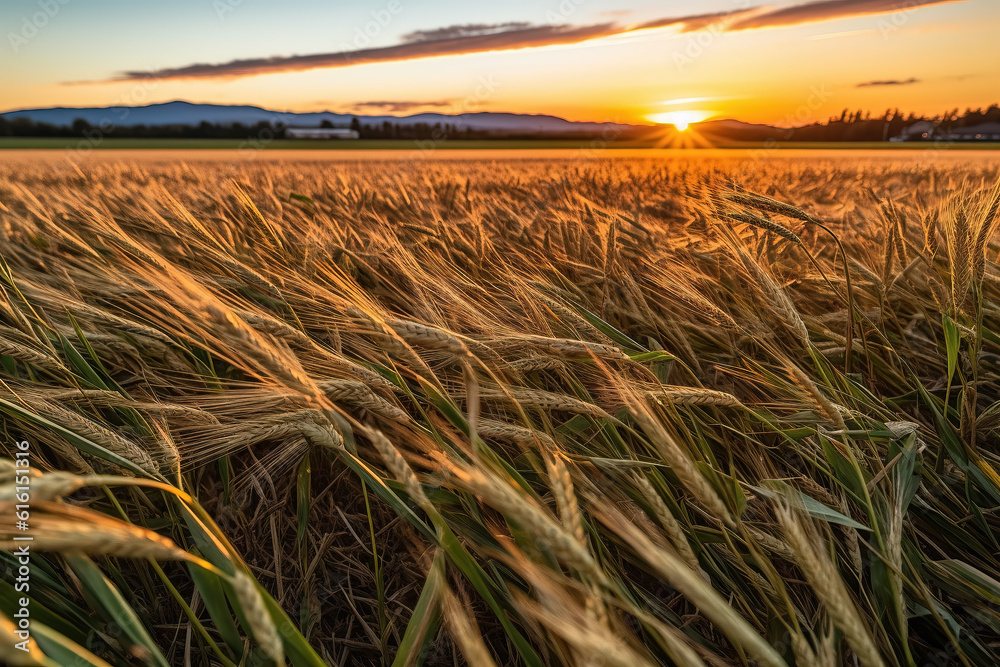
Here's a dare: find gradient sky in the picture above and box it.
[1,0,997,125]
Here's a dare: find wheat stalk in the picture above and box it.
[649,386,744,409]
[625,396,734,527]
[632,472,700,572]
[593,501,786,667]
[0,336,63,370]
[479,385,614,420]
[715,208,802,244]
[27,399,160,474]
[545,452,586,547]
[448,462,603,581]
[442,585,498,667]
[231,571,285,665]
[368,429,433,513]
[776,503,885,667]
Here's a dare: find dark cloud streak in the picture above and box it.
[401,22,533,43]
[856,77,921,87]
[729,0,965,31]
[115,23,617,81]
[348,100,454,112]
[106,0,970,82]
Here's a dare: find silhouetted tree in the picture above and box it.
[71,118,92,135]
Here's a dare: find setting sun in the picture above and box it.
[647,110,714,131]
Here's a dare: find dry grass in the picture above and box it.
[0,154,999,666]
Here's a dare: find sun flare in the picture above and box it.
[647,110,714,131]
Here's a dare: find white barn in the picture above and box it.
[892,121,1000,142]
[941,123,1000,142]
[285,127,360,140]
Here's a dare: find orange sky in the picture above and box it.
[1,0,996,125]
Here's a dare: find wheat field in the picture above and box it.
[1,153,999,666]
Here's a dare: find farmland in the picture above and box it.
[1,152,1000,666]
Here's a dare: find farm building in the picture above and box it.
[893,121,1000,142]
[940,123,1000,141]
[285,127,360,139]
[890,120,936,141]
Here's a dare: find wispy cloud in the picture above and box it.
[347,100,454,113]
[805,28,877,40]
[660,96,735,106]
[401,22,533,43]
[111,22,617,81]
[856,77,921,87]
[102,0,970,82]
[729,0,966,31]
[635,10,754,33]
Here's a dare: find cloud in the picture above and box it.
[636,10,754,33]
[728,0,967,31]
[856,77,920,87]
[107,14,744,82]
[347,100,454,113]
[401,22,533,43]
[112,22,617,81]
[103,0,970,82]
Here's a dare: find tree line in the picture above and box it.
[0,116,579,140]
[1,104,997,142]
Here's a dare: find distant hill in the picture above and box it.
[9,101,995,143]
[696,119,788,141]
[0,100,640,134]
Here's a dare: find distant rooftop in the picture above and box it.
[284,127,359,139]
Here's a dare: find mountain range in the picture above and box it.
[0,100,643,133]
